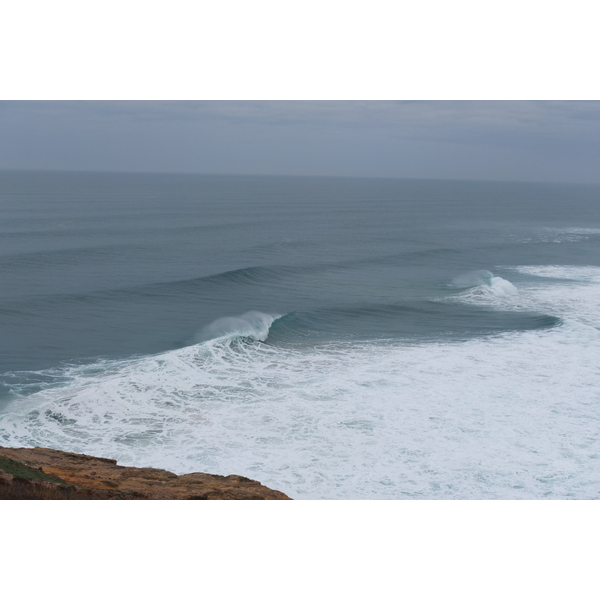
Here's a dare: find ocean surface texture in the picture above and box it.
[0,172,598,499]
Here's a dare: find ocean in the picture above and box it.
[0,170,598,499]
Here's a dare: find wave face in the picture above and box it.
[1,173,599,499]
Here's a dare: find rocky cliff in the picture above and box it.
[0,446,291,500]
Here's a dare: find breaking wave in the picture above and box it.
[0,265,598,500]
[193,311,282,343]
[451,270,519,299]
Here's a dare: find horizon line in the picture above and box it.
[1,168,598,187]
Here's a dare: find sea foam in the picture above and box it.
[1,266,599,500]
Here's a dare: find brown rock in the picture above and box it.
[0,446,291,500]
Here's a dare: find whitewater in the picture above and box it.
[1,265,598,499]
[0,173,598,499]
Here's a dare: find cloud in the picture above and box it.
[0,101,598,183]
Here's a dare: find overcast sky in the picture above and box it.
[1,101,598,183]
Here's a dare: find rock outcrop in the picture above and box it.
[0,446,291,500]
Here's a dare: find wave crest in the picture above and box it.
[451,270,518,299]
[194,311,281,343]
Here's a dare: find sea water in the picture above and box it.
[0,171,598,499]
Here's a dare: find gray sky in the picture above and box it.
[1,101,599,183]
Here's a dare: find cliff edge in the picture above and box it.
[0,446,291,500]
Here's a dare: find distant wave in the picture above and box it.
[0,264,308,308]
[453,265,600,332]
[154,265,308,290]
[0,243,143,267]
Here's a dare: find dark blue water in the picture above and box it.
[1,171,599,498]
